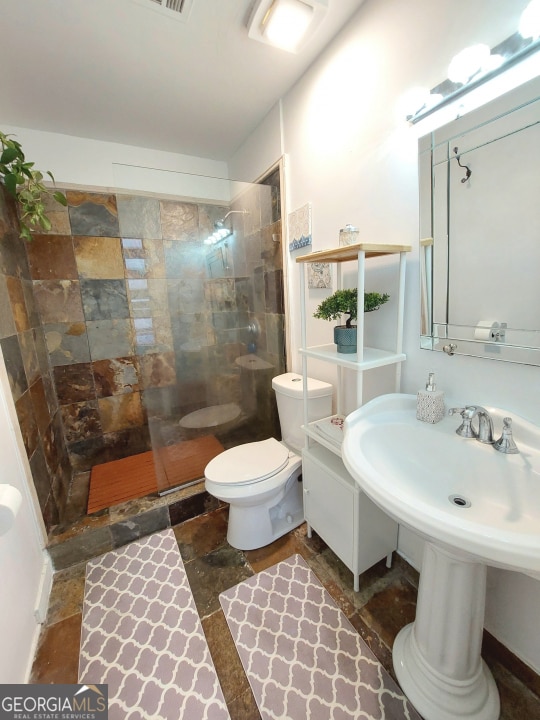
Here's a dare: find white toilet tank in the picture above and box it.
[272,372,333,452]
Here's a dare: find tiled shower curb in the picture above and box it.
[47,482,223,570]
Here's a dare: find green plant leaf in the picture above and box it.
[0,147,19,164]
[40,215,52,232]
[19,225,32,242]
[314,288,390,323]
[4,173,18,196]
[53,190,68,206]
[1,130,67,241]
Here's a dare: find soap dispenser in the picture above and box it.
[416,372,445,423]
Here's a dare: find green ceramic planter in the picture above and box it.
[334,325,357,353]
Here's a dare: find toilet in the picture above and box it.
[204,372,333,550]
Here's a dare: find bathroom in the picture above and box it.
[1,0,539,716]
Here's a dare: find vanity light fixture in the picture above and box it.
[247,0,328,53]
[404,0,540,123]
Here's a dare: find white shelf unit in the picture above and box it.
[296,242,411,591]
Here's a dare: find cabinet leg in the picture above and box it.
[386,552,393,568]
[354,573,360,592]
[306,523,312,539]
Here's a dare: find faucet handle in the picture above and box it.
[494,417,519,454]
[448,407,478,438]
[449,406,478,419]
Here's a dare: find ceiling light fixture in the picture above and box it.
[247,0,328,53]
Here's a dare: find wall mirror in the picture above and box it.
[419,74,540,365]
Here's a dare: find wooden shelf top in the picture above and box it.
[295,242,412,264]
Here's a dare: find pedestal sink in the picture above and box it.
[342,394,540,720]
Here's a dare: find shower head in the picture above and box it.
[214,209,249,229]
[206,209,249,246]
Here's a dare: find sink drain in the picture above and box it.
[449,494,471,508]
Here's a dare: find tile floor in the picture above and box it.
[32,503,540,720]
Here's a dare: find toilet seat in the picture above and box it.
[205,438,289,486]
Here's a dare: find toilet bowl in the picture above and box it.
[204,372,333,550]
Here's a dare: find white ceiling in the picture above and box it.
[2,0,366,161]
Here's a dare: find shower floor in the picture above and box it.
[87,435,225,513]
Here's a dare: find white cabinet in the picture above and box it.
[296,243,411,591]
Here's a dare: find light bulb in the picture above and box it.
[519,0,540,40]
[448,44,491,85]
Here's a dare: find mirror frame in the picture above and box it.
[419,74,540,366]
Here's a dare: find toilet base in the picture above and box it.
[226,465,304,550]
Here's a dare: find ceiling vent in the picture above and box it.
[131,0,194,22]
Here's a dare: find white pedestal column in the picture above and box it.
[393,541,500,720]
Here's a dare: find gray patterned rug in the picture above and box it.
[79,528,230,720]
[220,554,421,720]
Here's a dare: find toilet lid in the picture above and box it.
[205,438,289,486]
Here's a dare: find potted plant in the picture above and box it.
[0,131,67,241]
[313,288,390,353]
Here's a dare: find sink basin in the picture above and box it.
[343,393,540,575]
[342,393,540,720]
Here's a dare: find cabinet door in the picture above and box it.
[302,450,355,568]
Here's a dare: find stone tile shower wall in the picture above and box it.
[0,189,71,531]
[0,182,284,531]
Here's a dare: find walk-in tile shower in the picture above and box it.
[0,166,285,531]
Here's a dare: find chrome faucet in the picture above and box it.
[449,406,519,453]
[448,406,494,444]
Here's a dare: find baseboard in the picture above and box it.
[23,551,53,682]
[33,551,54,624]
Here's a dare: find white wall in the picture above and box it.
[0,125,229,196]
[0,349,52,682]
[232,0,540,672]
[229,102,283,183]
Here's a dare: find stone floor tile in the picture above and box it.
[347,611,396,680]
[184,545,253,619]
[45,562,87,626]
[202,609,250,704]
[244,530,314,573]
[168,490,221,526]
[483,632,540,699]
[226,687,261,720]
[293,522,328,554]
[48,525,113,570]
[492,662,540,720]
[30,614,82,684]
[173,507,229,562]
[356,577,418,651]
[109,505,170,547]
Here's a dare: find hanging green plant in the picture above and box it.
[313,288,390,328]
[0,131,67,241]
